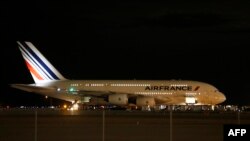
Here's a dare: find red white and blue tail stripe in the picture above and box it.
[17,41,66,83]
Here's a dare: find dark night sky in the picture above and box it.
[1,0,250,106]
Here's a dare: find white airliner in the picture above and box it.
[11,41,226,109]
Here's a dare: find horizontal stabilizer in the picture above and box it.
[10,84,56,93]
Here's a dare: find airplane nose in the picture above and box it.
[219,92,226,103]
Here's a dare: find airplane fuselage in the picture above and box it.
[33,80,226,106]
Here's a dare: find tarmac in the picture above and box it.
[1,109,250,141]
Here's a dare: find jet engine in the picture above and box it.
[108,94,128,105]
[136,97,155,106]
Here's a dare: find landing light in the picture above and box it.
[69,103,79,111]
[63,104,67,109]
[73,104,79,109]
[67,104,79,111]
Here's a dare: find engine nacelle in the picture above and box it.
[108,94,128,106]
[136,97,155,106]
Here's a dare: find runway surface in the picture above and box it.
[1,109,250,141]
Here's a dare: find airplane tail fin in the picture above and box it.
[17,41,67,83]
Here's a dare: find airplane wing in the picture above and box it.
[76,90,136,98]
[76,90,184,105]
